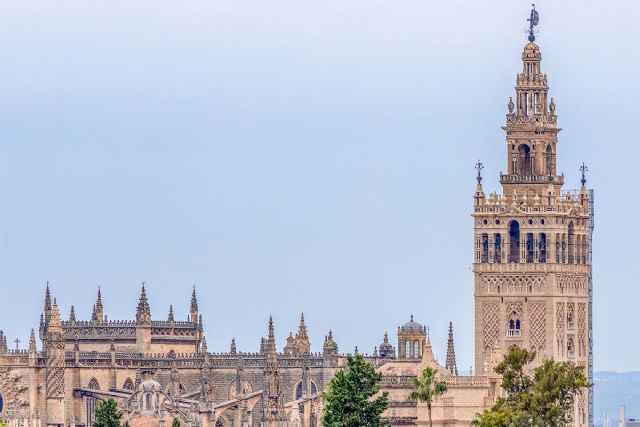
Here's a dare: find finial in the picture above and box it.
[168,305,174,322]
[527,4,539,42]
[580,162,588,186]
[475,160,484,184]
[410,313,414,322]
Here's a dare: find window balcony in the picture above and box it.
[506,329,522,337]
[568,350,575,359]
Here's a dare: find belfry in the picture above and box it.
[472,6,593,425]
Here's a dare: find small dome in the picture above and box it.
[399,315,425,333]
[138,379,161,392]
[524,42,539,51]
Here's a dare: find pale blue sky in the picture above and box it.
[1,0,638,372]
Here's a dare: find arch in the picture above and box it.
[0,394,3,413]
[404,340,410,358]
[509,221,520,263]
[413,340,420,358]
[518,144,532,175]
[567,338,575,358]
[88,378,100,390]
[144,392,153,411]
[178,383,187,394]
[526,233,534,263]
[123,378,134,390]
[295,380,318,400]
[494,233,502,263]
[544,144,554,176]
[568,222,575,263]
[481,233,489,263]
[539,233,547,263]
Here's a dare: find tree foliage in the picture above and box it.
[171,417,181,427]
[408,367,448,427]
[473,347,589,427]
[93,398,123,427]
[322,354,389,427]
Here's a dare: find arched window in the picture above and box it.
[179,383,187,394]
[123,378,134,391]
[413,340,420,358]
[526,233,534,263]
[295,381,318,400]
[539,233,547,263]
[568,222,575,263]
[518,144,532,175]
[555,234,560,263]
[145,393,153,411]
[481,234,489,263]
[567,338,575,358]
[515,319,521,330]
[88,378,100,390]
[405,340,410,358]
[494,234,502,263]
[545,145,554,176]
[0,394,3,413]
[509,221,520,263]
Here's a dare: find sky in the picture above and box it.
[1,0,639,372]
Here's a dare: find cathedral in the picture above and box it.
[0,8,593,427]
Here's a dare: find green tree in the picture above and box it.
[93,398,123,427]
[171,417,181,427]
[407,367,448,427]
[473,347,589,427]
[322,354,389,427]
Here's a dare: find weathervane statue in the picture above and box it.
[528,4,540,42]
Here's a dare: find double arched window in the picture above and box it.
[88,378,100,390]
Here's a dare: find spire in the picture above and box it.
[136,282,151,324]
[69,305,76,323]
[168,305,175,322]
[0,330,6,353]
[297,313,308,340]
[445,322,458,376]
[29,329,37,353]
[264,316,277,357]
[295,312,310,355]
[95,287,104,323]
[230,337,237,354]
[190,286,199,322]
[43,282,52,324]
[201,336,208,353]
[49,299,62,330]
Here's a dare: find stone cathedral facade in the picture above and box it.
[0,15,592,427]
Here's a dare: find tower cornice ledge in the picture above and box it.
[473,263,590,274]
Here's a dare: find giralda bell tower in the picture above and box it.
[472,6,593,425]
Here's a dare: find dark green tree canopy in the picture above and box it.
[473,347,589,427]
[93,398,123,427]
[322,354,389,427]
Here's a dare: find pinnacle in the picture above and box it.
[191,286,198,311]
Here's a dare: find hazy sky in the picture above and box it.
[1,0,638,372]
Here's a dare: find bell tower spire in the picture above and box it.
[502,4,563,196]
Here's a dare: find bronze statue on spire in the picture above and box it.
[528,4,540,42]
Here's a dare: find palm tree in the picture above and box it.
[408,367,448,427]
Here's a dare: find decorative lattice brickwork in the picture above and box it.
[528,302,545,350]
[483,303,500,349]
[481,275,545,294]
